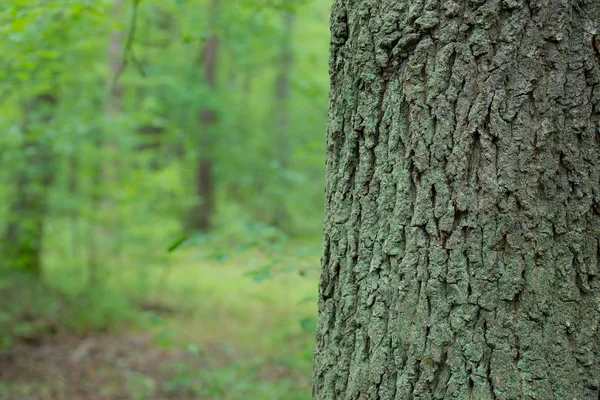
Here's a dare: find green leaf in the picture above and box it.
[300,317,317,333]
[245,265,273,283]
[185,343,203,358]
[16,72,29,81]
[215,254,229,264]
[41,50,60,59]
[167,236,187,252]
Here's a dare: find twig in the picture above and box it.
[111,0,146,94]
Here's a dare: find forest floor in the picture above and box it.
[1,331,209,400]
[0,244,318,400]
[0,330,302,400]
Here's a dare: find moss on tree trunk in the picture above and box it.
[314,0,600,398]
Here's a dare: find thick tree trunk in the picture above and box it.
[193,0,219,232]
[314,1,600,399]
[2,94,57,276]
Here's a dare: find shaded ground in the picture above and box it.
[0,248,317,400]
[0,327,308,400]
[0,332,213,400]
[0,333,260,400]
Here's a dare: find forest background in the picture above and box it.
[0,0,330,398]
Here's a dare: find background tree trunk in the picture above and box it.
[107,0,125,117]
[2,94,57,276]
[314,1,600,399]
[88,0,125,285]
[193,0,219,232]
[273,10,295,230]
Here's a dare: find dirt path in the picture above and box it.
[0,332,213,400]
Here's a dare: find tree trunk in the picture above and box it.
[272,10,295,229]
[89,0,125,284]
[276,10,294,169]
[314,1,600,399]
[193,0,219,232]
[2,94,57,276]
[107,0,125,116]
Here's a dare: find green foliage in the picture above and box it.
[0,0,329,397]
[0,271,139,352]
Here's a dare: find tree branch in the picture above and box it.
[111,0,146,94]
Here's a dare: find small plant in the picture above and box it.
[126,372,157,400]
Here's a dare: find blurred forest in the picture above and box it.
[0,0,330,398]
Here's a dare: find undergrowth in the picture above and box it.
[0,235,320,399]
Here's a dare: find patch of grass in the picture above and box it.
[139,241,319,399]
[0,271,137,353]
[145,242,319,399]
[1,239,320,399]
[161,353,310,400]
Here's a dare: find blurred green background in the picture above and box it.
[0,0,330,398]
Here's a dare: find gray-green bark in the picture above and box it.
[314,0,600,399]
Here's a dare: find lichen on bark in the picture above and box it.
[314,0,600,399]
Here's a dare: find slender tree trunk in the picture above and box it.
[89,0,125,284]
[2,94,57,276]
[107,0,125,116]
[68,150,82,275]
[314,1,600,399]
[193,0,219,231]
[273,10,295,229]
[88,151,102,285]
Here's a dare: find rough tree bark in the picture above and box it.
[314,0,600,399]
